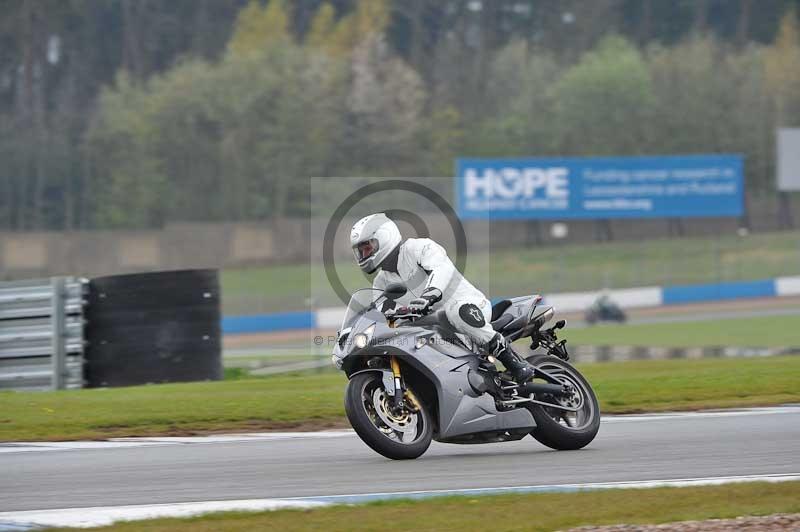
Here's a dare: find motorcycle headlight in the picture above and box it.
[354,333,368,348]
[352,323,375,351]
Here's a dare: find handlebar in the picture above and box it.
[386,306,425,322]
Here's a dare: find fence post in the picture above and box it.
[51,277,66,390]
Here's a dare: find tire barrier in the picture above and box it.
[84,269,221,387]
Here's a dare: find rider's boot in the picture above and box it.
[489,334,535,383]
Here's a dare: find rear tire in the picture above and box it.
[345,372,433,460]
[524,355,600,450]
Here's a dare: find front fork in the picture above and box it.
[388,356,421,412]
[389,356,404,410]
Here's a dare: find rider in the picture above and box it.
[350,212,535,383]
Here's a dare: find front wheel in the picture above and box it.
[524,355,600,450]
[344,372,433,460]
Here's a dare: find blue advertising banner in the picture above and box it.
[456,155,743,220]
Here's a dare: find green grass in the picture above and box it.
[561,314,800,347]
[221,230,800,313]
[223,353,321,369]
[49,481,800,532]
[578,356,800,413]
[2,356,798,441]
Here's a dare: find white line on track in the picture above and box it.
[0,406,797,454]
[0,431,355,454]
[0,474,797,530]
[0,499,327,530]
[600,405,800,424]
[286,473,800,504]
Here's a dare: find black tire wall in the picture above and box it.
[84,269,222,387]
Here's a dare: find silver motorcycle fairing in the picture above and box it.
[431,358,535,440]
[349,368,398,396]
[341,317,536,442]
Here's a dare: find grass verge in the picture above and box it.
[1,356,798,441]
[49,481,800,532]
[562,314,800,347]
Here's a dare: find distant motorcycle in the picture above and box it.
[332,283,600,460]
[585,296,627,325]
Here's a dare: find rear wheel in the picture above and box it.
[345,372,433,460]
[524,355,600,450]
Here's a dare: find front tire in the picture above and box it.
[524,355,600,450]
[345,372,433,460]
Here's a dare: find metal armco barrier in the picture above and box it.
[0,277,88,390]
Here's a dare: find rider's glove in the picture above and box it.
[387,306,412,319]
[407,288,442,316]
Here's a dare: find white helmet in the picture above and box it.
[350,213,401,274]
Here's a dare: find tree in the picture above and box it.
[764,7,800,226]
[227,0,291,56]
[342,34,425,174]
[85,72,166,228]
[461,40,561,158]
[306,2,337,50]
[553,35,654,156]
[764,8,800,124]
[306,0,391,55]
[737,0,753,45]
[86,31,347,226]
[692,0,709,34]
[0,0,248,230]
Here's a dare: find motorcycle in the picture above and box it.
[585,296,627,325]
[332,283,600,460]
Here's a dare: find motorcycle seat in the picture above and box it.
[490,299,512,321]
[490,313,514,332]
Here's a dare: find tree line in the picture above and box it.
[1,0,800,230]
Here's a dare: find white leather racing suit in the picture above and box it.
[372,238,496,346]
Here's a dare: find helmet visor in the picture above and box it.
[353,239,379,262]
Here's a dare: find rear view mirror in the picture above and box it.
[383,283,407,300]
[554,319,566,330]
